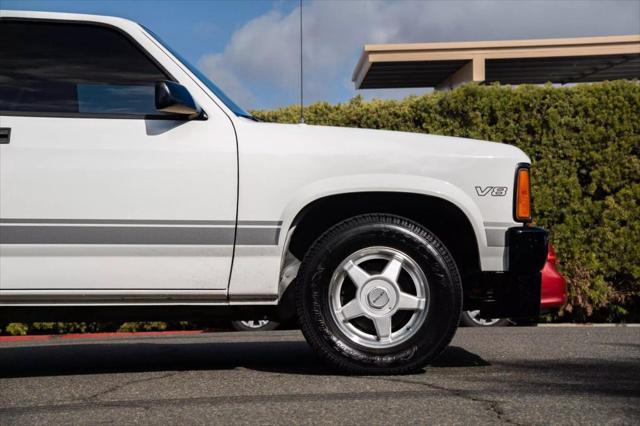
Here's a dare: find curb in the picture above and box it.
[0,330,206,343]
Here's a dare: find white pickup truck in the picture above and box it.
[0,11,548,374]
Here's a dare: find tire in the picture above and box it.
[460,311,510,327]
[296,214,462,375]
[231,320,280,332]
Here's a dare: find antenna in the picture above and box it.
[299,0,304,124]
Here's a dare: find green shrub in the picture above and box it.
[5,323,29,336]
[253,80,640,322]
[118,322,167,332]
[0,321,207,335]
[29,322,120,334]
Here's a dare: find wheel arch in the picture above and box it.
[277,189,484,314]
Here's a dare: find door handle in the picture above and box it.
[0,128,10,144]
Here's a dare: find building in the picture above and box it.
[352,35,640,90]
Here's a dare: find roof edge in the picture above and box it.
[363,35,640,53]
[0,9,138,27]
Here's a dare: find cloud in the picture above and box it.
[197,0,640,109]
[192,21,221,38]
[197,53,258,108]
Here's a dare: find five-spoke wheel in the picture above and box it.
[329,247,429,348]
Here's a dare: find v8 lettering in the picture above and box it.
[475,186,508,197]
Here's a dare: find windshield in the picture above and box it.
[142,26,252,118]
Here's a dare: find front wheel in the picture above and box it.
[296,214,462,375]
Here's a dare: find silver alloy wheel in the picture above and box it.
[465,310,502,326]
[328,246,430,349]
[239,320,271,329]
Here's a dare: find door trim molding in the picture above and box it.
[0,219,282,246]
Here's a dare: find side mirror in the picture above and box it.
[155,80,204,119]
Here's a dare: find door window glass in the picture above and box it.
[0,20,172,117]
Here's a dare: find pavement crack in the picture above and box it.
[367,376,526,426]
[82,371,181,403]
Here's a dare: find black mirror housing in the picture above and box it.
[155,80,203,118]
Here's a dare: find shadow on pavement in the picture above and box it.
[0,340,487,378]
[1,337,638,399]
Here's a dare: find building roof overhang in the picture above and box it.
[352,35,640,90]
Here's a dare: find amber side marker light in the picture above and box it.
[515,167,532,222]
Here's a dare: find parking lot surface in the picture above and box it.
[0,326,638,425]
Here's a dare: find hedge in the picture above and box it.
[0,321,203,336]
[253,80,640,322]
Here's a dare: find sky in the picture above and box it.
[2,0,639,110]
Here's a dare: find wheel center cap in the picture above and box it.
[367,287,390,309]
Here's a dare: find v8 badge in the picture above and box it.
[475,186,508,197]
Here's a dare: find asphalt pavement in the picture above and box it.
[0,326,638,425]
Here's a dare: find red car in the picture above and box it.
[461,243,567,327]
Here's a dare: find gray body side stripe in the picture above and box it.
[485,228,507,247]
[0,225,279,246]
[236,227,281,245]
[483,221,515,247]
[483,221,514,228]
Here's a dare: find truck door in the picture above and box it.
[0,19,237,301]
